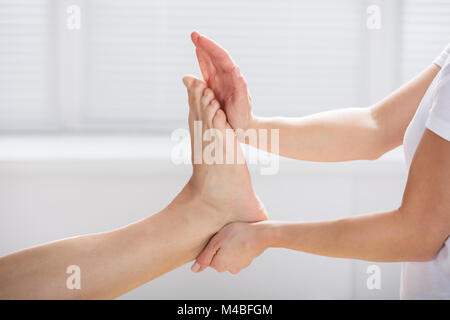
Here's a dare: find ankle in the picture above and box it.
[172,181,232,228]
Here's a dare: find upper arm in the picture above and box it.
[399,62,450,257]
[369,64,441,156]
[399,129,450,259]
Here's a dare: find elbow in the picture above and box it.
[362,141,389,160]
[363,132,396,161]
[398,218,445,262]
[396,207,447,262]
[364,149,384,161]
[408,246,440,262]
[365,107,399,161]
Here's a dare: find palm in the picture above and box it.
[208,72,250,130]
[191,32,252,130]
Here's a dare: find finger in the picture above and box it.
[196,47,216,83]
[193,32,236,72]
[191,238,219,273]
[209,249,227,273]
[231,66,248,95]
[229,267,241,275]
[191,31,201,46]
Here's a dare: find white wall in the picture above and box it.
[0,137,406,299]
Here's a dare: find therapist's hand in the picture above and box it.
[191,31,253,131]
[191,221,270,274]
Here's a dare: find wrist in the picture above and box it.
[254,221,279,249]
[256,221,287,248]
[242,114,266,147]
[248,113,262,131]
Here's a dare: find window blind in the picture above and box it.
[81,0,366,131]
[0,0,449,132]
[0,0,57,131]
[400,0,450,82]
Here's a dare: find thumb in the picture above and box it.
[231,66,248,95]
[195,47,215,83]
[191,238,219,273]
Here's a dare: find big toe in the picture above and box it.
[182,75,197,90]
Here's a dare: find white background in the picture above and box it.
[0,0,449,299]
[1,0,449,131]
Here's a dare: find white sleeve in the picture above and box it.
[426,60,450,141]
[433,43,450,68]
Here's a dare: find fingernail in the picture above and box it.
[191,31,200,43]
[191,262,201,273]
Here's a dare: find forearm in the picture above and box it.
[246,64,441,162]
[248,108,383,162]
[0,185,225,299]
[261,210,435,262]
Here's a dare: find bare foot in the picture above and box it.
[182,75,268,225]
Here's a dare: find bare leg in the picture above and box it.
[0,77,267,299]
